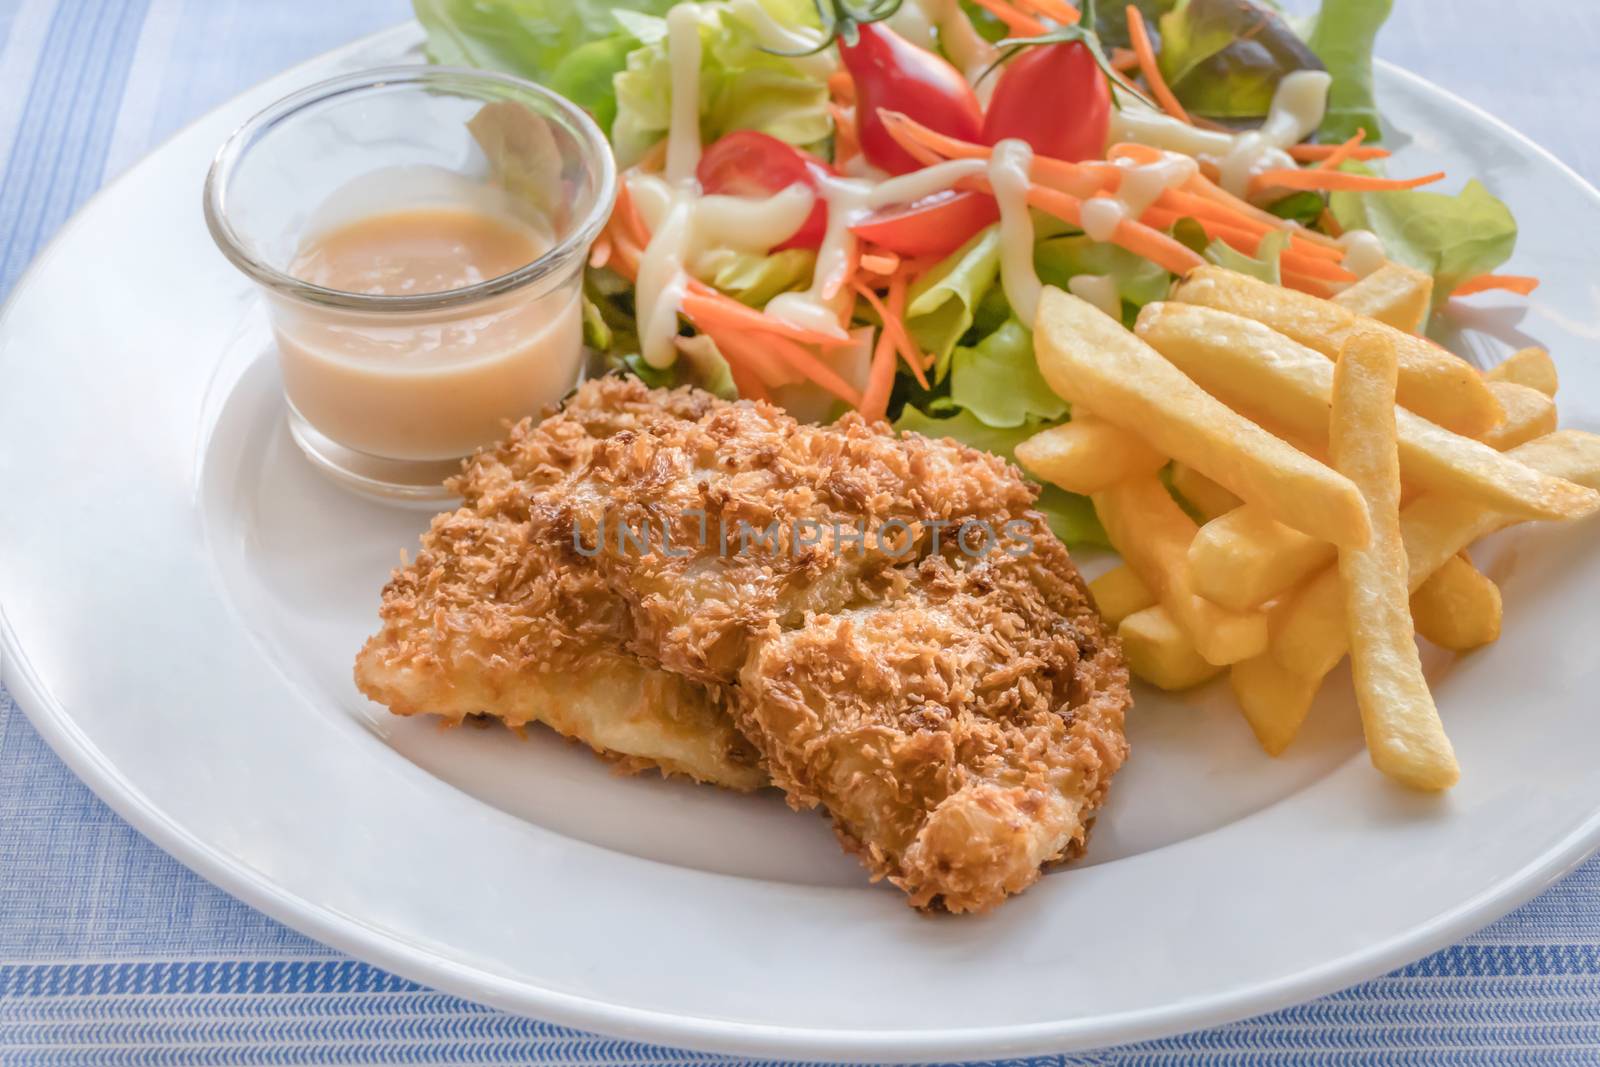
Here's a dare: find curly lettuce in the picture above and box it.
[1305,0,1394,142]
[1330,175,1517,302]
[610,0,832,165]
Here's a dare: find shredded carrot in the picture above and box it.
[1109,46,1140,72]
[1314,129,1368,170]
[831,104,860,168]
[1026,187,1205,275]
[588,233,612,270]
[613,180,650,248]
[1250,168,1446,196]
[762,334,865,407]
[969,0,1047,35]
[1185,172,1344,250]
[1279,268,1340,298]
[636,139,669,173]
[1126,5,1190,124]
[1156,186,1342,262]
[1012,0,1079,22]
[853,281,929,390]
[1317,207,1344,237]
[859,251,901,276]
[689,333,770,402]
[880,109,1112,195]
[859,324,898,423]
[828,69,854,105]
[681,290,853,349]
[1288,143,1390,163]
[1452,273,1541,297]
[887,272,926,380]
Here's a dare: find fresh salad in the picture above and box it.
[416,0,1532,545]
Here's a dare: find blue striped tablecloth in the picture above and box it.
[4,1,1600,1062]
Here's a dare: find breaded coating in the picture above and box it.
[354,384,764,790]
[738,543,1129,912]
[356,377,1131,909]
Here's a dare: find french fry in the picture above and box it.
[1015,416,1166,495]
[1170,265,1502,437]
[1231,653,1319,756]
[1120,605,1224,690]
[1260,430,1600,750]
[1189,505,1334,611]
[1411,553,1502,652]
[1480,381,1557,451]
[1486,346,1558,397]
[1330,328,1458,791]
[1135,303,1598,522]
[1037,289,1372,548]
[1170,463,1242,522]
[1331,262,1433,333]
[1089,564,1157,627]
[1093,476,1269,666]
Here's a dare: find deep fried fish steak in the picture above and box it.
[522,377,1130,911]
[354,384,764,790]
[737,542,1129,912]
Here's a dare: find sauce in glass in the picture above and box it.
[274,206,583,461]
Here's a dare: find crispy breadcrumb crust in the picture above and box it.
[355,377,1131,909]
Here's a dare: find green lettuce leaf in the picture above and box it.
[610,0,832,166]
[1034,234,1173,311]
[693,247,815,306]
[1305,0,1394,143]
[413,0,674,129]
[894,405,1109,547]
[1157,0,1323,122]
[1204,229,1289,285]
[906,225,1003,379]
[949,319,1067,429]
[1330,176,1517,302]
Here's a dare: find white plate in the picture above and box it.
[3,22,1600,1063]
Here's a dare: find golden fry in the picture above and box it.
[1188,505,1335,611]
[1330,328,1458,791]
[1120,605,1225,690]
[1170,265,1502,437]
[1411,553,1502,652]
[1135,303,1598,522]
[1015,416,1167,495]
[1037,289,1372,548]
[1486,347,1558,397]
[1170,462,1242,522]
[1480,381,1557,451]
[1231,653,1319,756]
[1089,564,1157,627]
[1331,262,1433,333]
[1093,476,1269,666]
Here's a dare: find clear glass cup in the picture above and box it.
[204,66,616,502]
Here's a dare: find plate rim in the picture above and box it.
[2,27,1599,1062]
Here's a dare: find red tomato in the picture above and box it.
[981,41,1111,162]
[849,188,1000,258]
[696,130,829,250]
[838,22,984,175]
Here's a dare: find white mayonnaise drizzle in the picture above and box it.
[867,158,988,208]
[1080,197,1125,243]
[1338,228,1387,277]
[988,139,1042,328]
[1111,70,1333,200]
[637,4,706,368]
[764,172,873,337]
[1068,274,1122,319]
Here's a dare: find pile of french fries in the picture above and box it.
[1022,264,1600,791]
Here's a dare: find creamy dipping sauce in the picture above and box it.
[274,206,582,461]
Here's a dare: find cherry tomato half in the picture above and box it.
[839,21,985,176]
[696,130,829,250]
[849,188,1000,258]
[981,41,1111,163]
